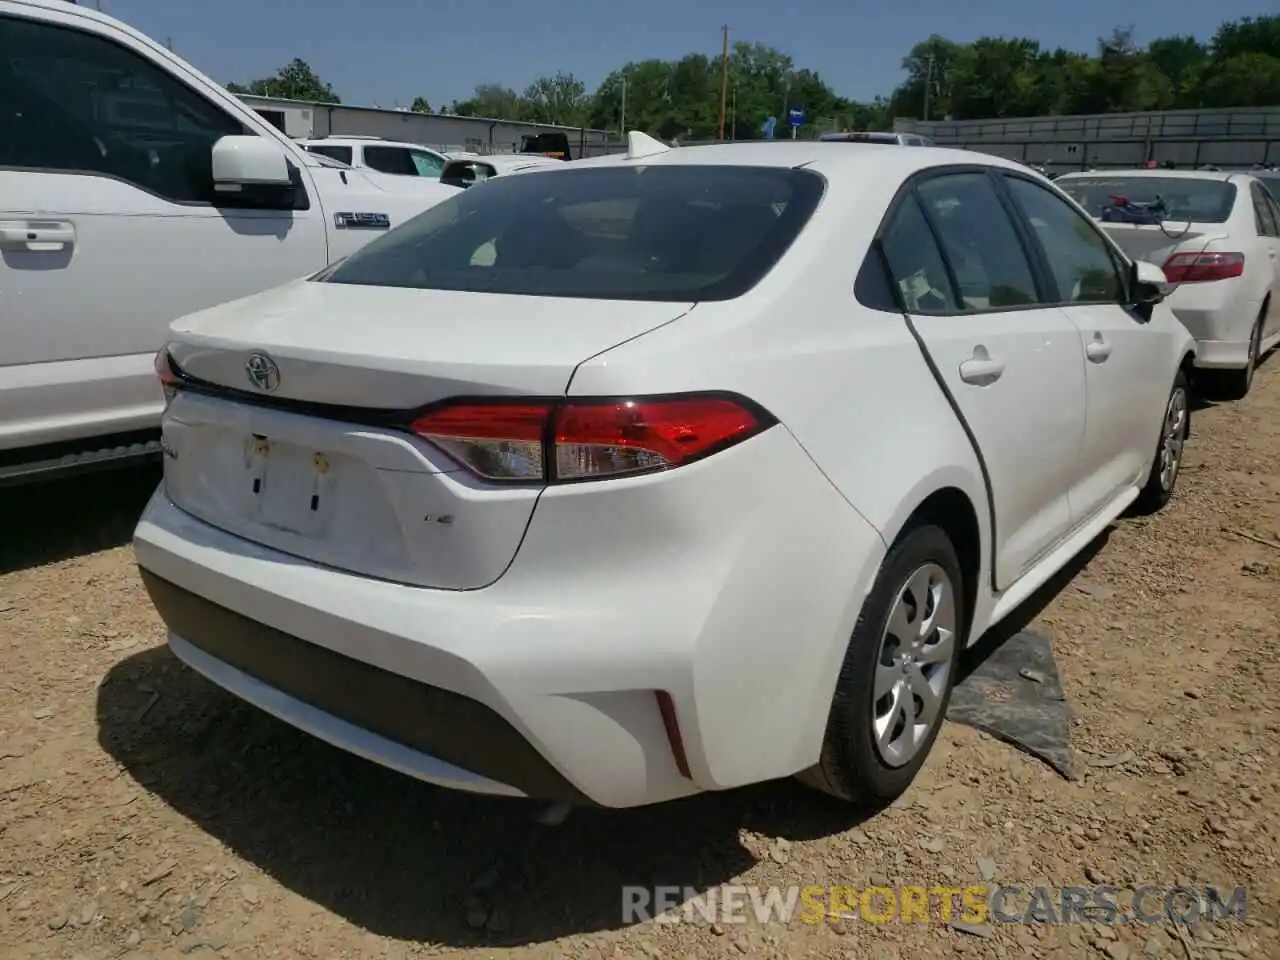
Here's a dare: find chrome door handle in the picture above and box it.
[1086,336,1112,363]
[958,353,1005,385]
[0,220,75,252]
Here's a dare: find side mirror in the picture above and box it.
[212,135,291,189]
[1131,260,1171,305]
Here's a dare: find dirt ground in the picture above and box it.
[2,360,1279,960]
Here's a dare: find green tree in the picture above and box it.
[1146,35,1209,108]
[447,83,524,119]
[410,96,431,113]
[882,14,1278,120]
[521,72,588,126]
[1200,53,1280,107]
[229,58,340,103]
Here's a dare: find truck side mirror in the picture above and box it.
[212,135,292,189]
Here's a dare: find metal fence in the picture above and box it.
[910,107,1280,173]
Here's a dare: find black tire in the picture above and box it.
[797,523,966,809]
[1131,369,1190,516]
[1212,313,1262,401]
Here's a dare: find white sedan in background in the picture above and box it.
[1058,169,1280,398]
[133,134,1195,810]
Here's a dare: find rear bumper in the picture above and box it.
[1191,339,1252,370]
[133,425,886,808]
[1167,282,1260,369]
[142,570,586,802]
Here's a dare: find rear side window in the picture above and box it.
[305,144,352,165]
[1250,182,1278,237]
[1057,176,1237,223]
[364,146,418,176]
[322,164,825,302]
[916,173,1041,309]
[877,194,958,314]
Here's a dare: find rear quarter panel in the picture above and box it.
[566,166,993,780]
[567,167,990,556]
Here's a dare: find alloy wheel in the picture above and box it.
[871,563,957,768]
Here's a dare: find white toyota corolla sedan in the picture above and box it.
[134,133,1196,810]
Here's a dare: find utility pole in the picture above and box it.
[619,76,627,139]
[922,55,935,122]
[717,25,730,141]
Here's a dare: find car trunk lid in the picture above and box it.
[160,279,692,589]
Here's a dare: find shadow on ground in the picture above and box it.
[958,527,1110,682]
[96,645,866,946]
[94,524,1112,946]
[1,463,160,574]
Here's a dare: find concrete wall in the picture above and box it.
[237,95,612,156]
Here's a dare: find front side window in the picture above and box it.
[916,172,1042,309]
[409,149,445,177]
[1004,175,1126,304]
[321,164,825,302]
[0,15,249,204]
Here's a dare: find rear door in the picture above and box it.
[1000,172,1168,522]
[1249,181,1280,338]
[879,169,1087,589]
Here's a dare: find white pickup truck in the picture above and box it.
[0,0,461,486]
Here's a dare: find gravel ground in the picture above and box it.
[2,358,1279,960]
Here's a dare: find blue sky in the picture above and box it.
[101,0,1271,109]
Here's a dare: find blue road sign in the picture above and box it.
[763,116,777,139]
[787,108,805,127]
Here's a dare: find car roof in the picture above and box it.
[560,141,1028,181]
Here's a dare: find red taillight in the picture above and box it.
[409,394,769,483]
[1162,251,1245,283]
[154,347,180,401]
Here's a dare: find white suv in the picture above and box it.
[301,136,449,179]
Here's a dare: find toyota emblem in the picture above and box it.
[245,352,281,392]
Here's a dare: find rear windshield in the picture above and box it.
[320,164,825,302]
[1057,176,1237,223]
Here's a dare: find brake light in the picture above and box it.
[409,394,771,483]
[1162,251,1245,283]
[154,347,180,402]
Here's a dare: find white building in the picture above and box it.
[237,94,613,157]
